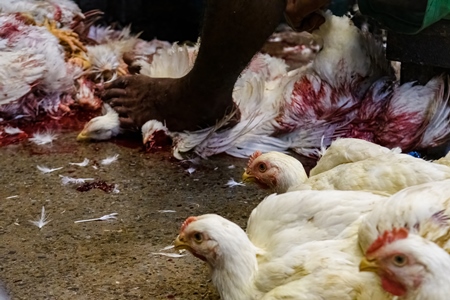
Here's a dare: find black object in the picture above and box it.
[74,0,204,42]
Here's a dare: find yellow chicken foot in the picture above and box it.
[43,19,87,53]
[68,54,91,70]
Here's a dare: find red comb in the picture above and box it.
[366,227,409,255]
[180,216,197,232]
[247,151,262,169]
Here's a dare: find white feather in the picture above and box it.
[0,51,46,105]
[152,252,186,258]
[37,165,63,174]
[4,126,24,135]
[226,178,245,187]
[69,158,90,167]
[186,167,196,175]
[101,154,119,165]
[29,131,58,145]
[59,175,94,185]
[29,206,51,229]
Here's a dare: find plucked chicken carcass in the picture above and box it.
[174,189,390,299]
[243,139,450,194]
[359,228,450,299]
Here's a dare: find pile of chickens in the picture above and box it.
[175,138,450,299]
[1,0,450,160]
[0,0,171,144]
[79,12,450,160]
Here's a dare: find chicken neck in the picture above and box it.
[209,235,261,300]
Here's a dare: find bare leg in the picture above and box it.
[102,0,286,131]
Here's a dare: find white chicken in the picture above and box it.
[0,51,46,106]
[85,26,139,82]
[359,228,450,299]
[0,0,83,27]
[358,179,450,254]
[112,12,450,160]
[242,150,308,193]
[77,104,120,141]
[310,138,401,176]
[243,145,450,194]
[174,189,390,299]
[0,13,81,119]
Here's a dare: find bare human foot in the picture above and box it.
[101,0,326,133]
[102,74,235,132]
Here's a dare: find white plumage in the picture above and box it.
[137,12,450,160]
[0,51,46,105]
[360,230,450,299]
[175,190,389,299]
[358,179,450,253]
[0,0,83,27]
[77,104,120,141]
[243,139,450,194]
[310,138,401,176]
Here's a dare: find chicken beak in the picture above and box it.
[242,171,256,183]
[174,235,190,251]
[76,131,90,142]
[359,257,379,273]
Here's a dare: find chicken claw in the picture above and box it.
[43,19,86,53]
[69,52,91,70]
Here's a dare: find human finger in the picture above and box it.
[104,76,129,89]
[102,88,127,100]
[107,97,133,108]
[119,117,137,130]
[123,52,136,66]
[113,106,129,117]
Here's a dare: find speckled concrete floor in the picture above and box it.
[0,130,285,299]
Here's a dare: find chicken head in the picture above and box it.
[359,228,450,298]
[242,150,308,193]
[174,214,254,267]
[77,103,120,141]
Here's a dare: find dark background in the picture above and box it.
[74,0,355,43]
[74,0,205,42]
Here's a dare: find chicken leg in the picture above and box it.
[44,19,86,53]
[43,19,91,69]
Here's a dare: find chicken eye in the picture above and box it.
[193,232,203,243]
[392,254,407,267]
[258,163,267,172]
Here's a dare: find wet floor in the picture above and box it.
[0,130,290,299]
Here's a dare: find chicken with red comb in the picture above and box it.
[360,228,450,299]
[243,140,450,194]
[174,189,391,299]
[358,179,450,253]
